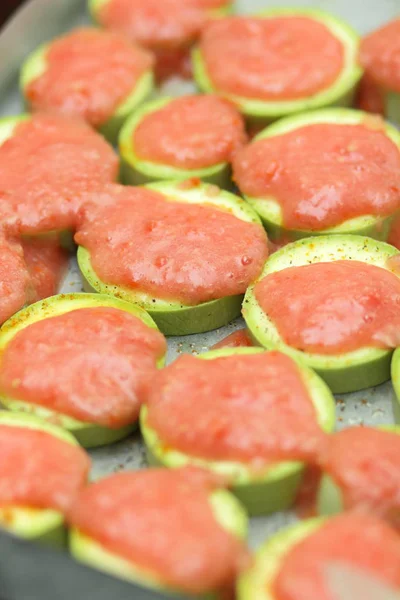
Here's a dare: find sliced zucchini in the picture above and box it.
[0,293,166,448]
[243,235,400,394]
[0,410,82,546]
[77,180,266,336]
[119,97,231,187]
[70,487,248,595]
[141,347,336,516]
[241,108,400,242]
[237,518,325,600]
[193,8,362,128]
[20,42,154,145]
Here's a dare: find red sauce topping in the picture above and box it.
[356,74,385,115]
[294,465,322,519]
[200,16,344,101]
[255,261,400,354]
[322,427,400,523]
[0,114,118,235]
[22,238,69,300]
[233,123,400,231]
[211,329,253,350]
[75,185,268,305]
[26,28,153,127]
[0,235,35,324]
[0,307,166,428]
[273,514,400,600]
[133,95,247,170]
[153,48,193,82]
[389,216,400,250]
[0,425,90,512]
[146,351,327,464]
[99,0,229,50]
[68,468,247,594]
[360,19,400,93]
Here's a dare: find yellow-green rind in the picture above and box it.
[70,487,248,596]
[20,43,154,145]
[77,181,266,336]
[0,293,166,447]
[141,347,336,516]
[317,425,400,517]
[119,96,232,188]
[242,108,400,242]
[0,410,82,546]
[243,235,399,394]
[193,8,362,127]
[237,518,325,600]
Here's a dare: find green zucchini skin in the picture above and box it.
[119,96,232,189]
[193,8,363,128]
[238,108,400,242]
[70,487,248,596]
[243,235,400,394]
[0,411,85,545]
[0,293,166,448]
[19,42,154,145]
[77,180,266,336]
[141,347,336,516]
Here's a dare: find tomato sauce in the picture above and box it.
[26,28,153,127]
[273,514,400,600]
[255,261,400,354]
[211,329,253,350]
[68,468,247,594]
[75,185,268,305]
[146,351,327,464]
[0,113,118,235]
[0,424,90,512]
[22,238,69,300]
[321,427,400,524]
[233,123,400,231]
[360,19,400,93]
[200,16,344,101]
[0,234,35,324]
[0,307,166,428]
[133,95,247,170]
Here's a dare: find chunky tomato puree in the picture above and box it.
[0,114,118,235]
[233,123,400,231]
[0,307,166,428]
[68,468,247,594]
[321,427,400,522]
[211,329,253,350]
[255,261,400,354]
[26,28,153,126]
[22,238,69,300]
[0,235,35,324]
[0,425,90,512]
[360,19,400,93]
[146,351,326,464]
[273,514,400,600]
[75,185,268,305]
[133,95,247,169]
[200,16,344,101]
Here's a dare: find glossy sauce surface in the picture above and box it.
[233,123,400,230]
[360,19,400,92]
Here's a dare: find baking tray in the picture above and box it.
[0,0,399,595]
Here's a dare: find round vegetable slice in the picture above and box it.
[0,113,118,236]
[233,108,400,242]
[119,95,246,187]
[359,19,400,126]
[0,410,90,546]
[237,513,400,600]
[243,235,400,393]
[141,347,335,515]
[76,181,268,336]
[0,293,166,447]
[20,28,154,144]
[69,468,248,595]
[193,9,362,127]
[89,0,234,82]
[316,426,400,522]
